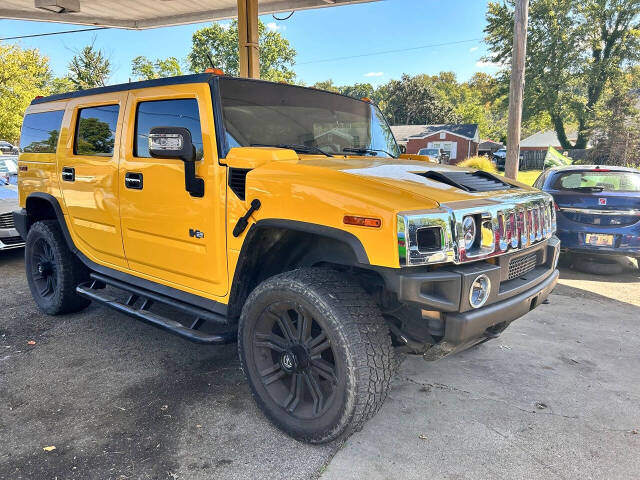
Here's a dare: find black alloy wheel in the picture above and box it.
[252,301,338,420]
[239,268,394,443]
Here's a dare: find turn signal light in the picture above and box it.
[205,68,225,75]
[361,97,372,103]
[343,215,382,228]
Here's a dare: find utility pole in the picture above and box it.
[505,0,529,180]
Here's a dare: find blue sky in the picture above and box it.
[0,0,499,86]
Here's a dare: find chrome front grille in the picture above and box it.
[0,212,14,229]
[398,191,556,266]
[508,253,538,280]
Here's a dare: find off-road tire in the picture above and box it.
[572,255,624,276]
[25,220,90,315]
[238,268,394,443]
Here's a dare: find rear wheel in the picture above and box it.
[25,220,90,315]
[238,268,394,443]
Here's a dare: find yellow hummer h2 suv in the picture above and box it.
[14,73,559,443]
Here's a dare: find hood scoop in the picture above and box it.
[416,170,517,193]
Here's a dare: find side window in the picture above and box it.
[135,99,204,160]
[20,110,65,153]
[75,105,119,156]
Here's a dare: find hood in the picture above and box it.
[293,156,534,205]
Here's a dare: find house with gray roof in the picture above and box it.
[390,123,479,163]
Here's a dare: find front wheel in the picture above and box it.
[238,268,394,443]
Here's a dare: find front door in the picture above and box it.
[118,84,228,298]
[59,94,128,267]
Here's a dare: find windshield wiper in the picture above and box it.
[342,147,397,158]
[251,143,333,157]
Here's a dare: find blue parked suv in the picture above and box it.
[534,165,640,273]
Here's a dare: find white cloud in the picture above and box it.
[470,46,479,52]
[219,22,232,30]
[476,60,500,69]
[266,22,281,31]
[364,71,384,77]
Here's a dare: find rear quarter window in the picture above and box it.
[551,171,640,192]
[19,110,65,153]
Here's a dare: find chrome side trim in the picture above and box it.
[559,207,640,216]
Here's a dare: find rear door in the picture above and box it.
[118,83,228,298]
[59,94,128,267]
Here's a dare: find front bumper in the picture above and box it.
[0,227,24,250]
[377,236,560,360]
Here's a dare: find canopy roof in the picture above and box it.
[1,0,378,29]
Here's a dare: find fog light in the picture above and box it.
[469,274,491,308]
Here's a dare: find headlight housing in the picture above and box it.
[462,216,476,250]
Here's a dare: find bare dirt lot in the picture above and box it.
[1,248,638,480]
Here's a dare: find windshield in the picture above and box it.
[218,78,400,158]
[551,170,640,192]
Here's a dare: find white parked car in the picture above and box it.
[0,157,24,251]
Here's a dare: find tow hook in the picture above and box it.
[233,199,261,237]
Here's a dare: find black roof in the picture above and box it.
[31,73,376,106]
[31,73,215,105]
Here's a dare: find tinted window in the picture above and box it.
[20,110,64,153]
[219,78,400,158]
[551,170,640,192]
[135,99,203,160]
[75,105,119,156]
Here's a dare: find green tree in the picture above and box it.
[76,118,114,155]
[188,20,296,82]
[311,80,339,92]
[485,0,640,149]
[339,83,376,100]
[0,44,51,143]
[131,56,183,80]
[377,74,459,125]
[68,41,111,90]
[49,76,75,95]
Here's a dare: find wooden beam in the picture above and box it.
[237,0,260,79]
[505,0,529,180]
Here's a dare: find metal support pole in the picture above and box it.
[505,0,529,180]
[237,0,260,79]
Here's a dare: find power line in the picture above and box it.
[0,27,108,41]
[298,38,482,65]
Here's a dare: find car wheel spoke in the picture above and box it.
[312,359,337,384]
[260,363,286,386]
[297,310,312,343]
[255,332,288,353]
[310,337,331,357]
[283,373,303,412]
[303,370,324,415]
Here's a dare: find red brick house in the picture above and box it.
[391,124,479,163]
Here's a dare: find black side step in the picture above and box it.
[76,273,237,345]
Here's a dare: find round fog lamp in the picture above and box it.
[462,216,476,250]
[469,274,491,309]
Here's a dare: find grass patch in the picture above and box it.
[498,169,542,186]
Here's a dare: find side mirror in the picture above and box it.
[149,127,204,198]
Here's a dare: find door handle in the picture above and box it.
[125,172,143,190]
[61,167,75,182]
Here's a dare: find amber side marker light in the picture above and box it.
[343,215,382,228]
[205,68,225,75]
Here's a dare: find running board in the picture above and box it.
[76,273,237,345]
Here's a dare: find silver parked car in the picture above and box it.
[0,157,24,251]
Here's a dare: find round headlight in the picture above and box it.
[462,216,476,250]
[469,274,491,308]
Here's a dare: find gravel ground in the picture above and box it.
[1,248,638,479]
